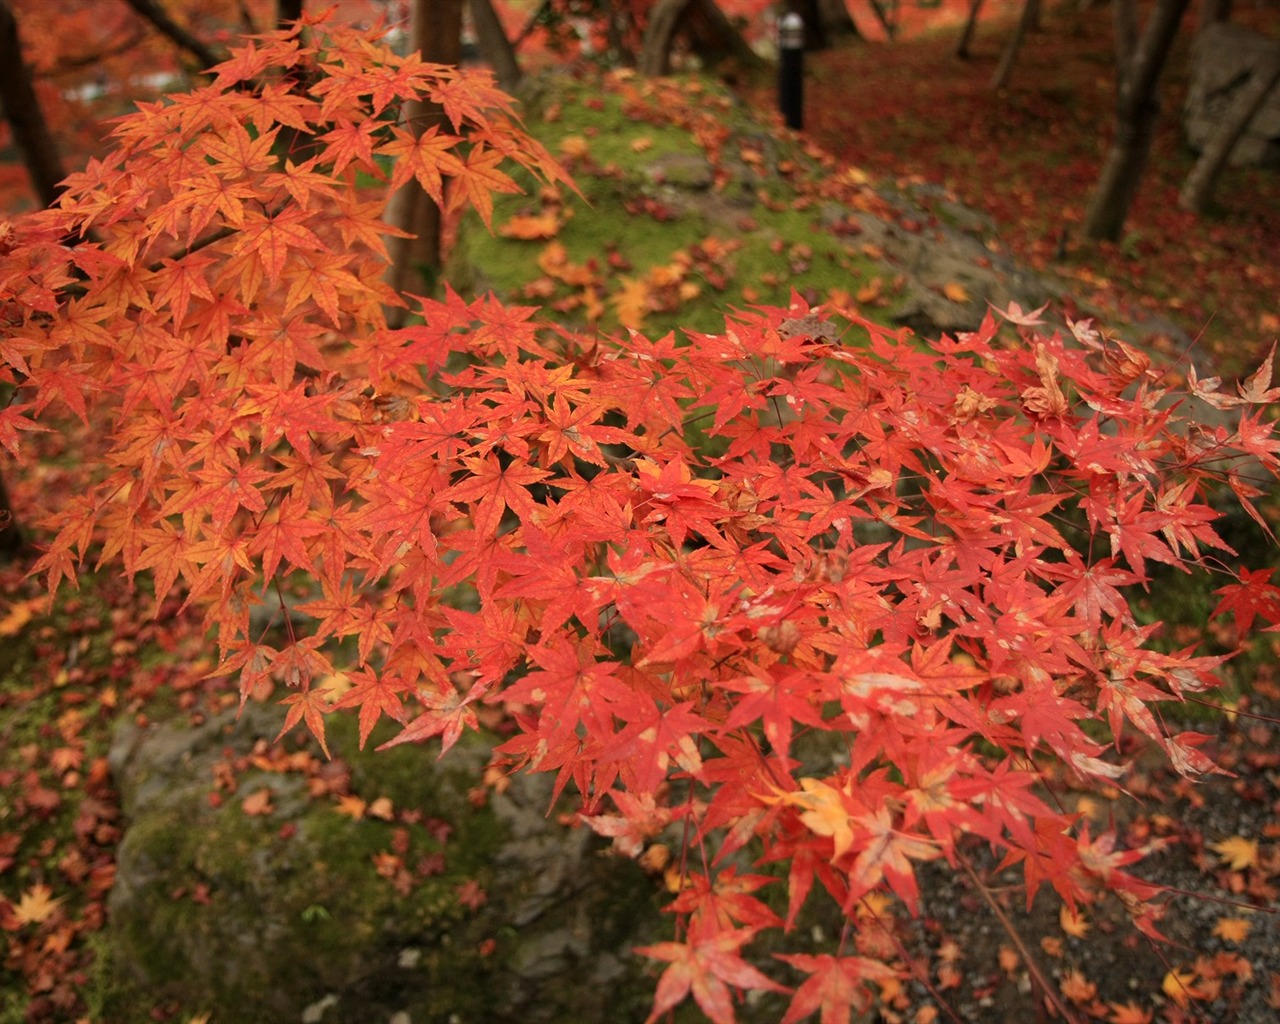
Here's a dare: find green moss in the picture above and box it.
[446,71,894,342]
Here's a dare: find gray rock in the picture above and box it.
[1185,23,1280,168]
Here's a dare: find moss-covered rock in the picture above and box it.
[446,70,1056,341]
[104,706,665,1023]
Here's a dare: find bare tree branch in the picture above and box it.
[123,0,223,72]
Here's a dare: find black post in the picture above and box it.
[778,12,804,131]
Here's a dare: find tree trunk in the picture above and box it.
[1113,0,1138,65]
[817,0,860,43]
[955,0,984,60]
[639,0,763,77]
[384,0,463,321]
[277,0,303,30]
[785,0,860,51]
[990,0,1041,90]
[1083,0,1191,241]
[469,0,521,92]
[0,0,66,208]
[123,0,223,71]
[1179,50,1280,213]
[0,469,23,560]
[1197,0,1231,33]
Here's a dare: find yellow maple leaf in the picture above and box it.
[942,281,970,303]
[14,883,63,926]
[1212,916,1252,944]
[334,794,367,819]
[768,778,854,860]
[0,598,40,638]
[1211,835,1259,871]
[1162,967,1199,1009]
[613,276,650,328]
[1060,904,1091,938]
[630,136,652,153]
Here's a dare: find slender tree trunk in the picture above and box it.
[384,0,463,320]
[639,0,761,77]
[0,0,66,208]
[0,469,23,560]
[123,0,223,71]
[640,0,689,75]
[816,0,860,43]
[1179,50,1280,213]
[955,0,984,60]
[513,0,550,50]
[469,0,521,92]
[785,0,861,50]
[1083,0,1191,241]
[990,0,1042,90]
[277,0,303,30]
[1113,0,1138,65]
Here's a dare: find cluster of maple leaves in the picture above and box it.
[3,13,1280,1023]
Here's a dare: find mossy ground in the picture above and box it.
[449,71,897,338]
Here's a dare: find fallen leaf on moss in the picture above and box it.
[0,598,39,637]
[500,212,562,240]
[13,883,62,926]
[335,794,367,818]
[241,788,274,816]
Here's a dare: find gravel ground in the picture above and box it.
[878,674,1280,1024]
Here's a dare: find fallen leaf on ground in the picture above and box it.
[241,788,275,816]
[13,883,63,925]
[1212,916,1252,944]
[1211,835,1259,871]
[1107,1001,1152,1024]
[0,598,39,637]
[1060,904,1090,938]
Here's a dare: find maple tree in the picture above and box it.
[4,10,1280,1024]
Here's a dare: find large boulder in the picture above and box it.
[1185,23,1280,167]
[104,705,667,1024]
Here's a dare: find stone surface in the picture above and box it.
[105,706,667,1024]
[1185,23,1280,168]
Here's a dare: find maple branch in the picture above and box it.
[956,851,1084,1024]
[123,0,224,74]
